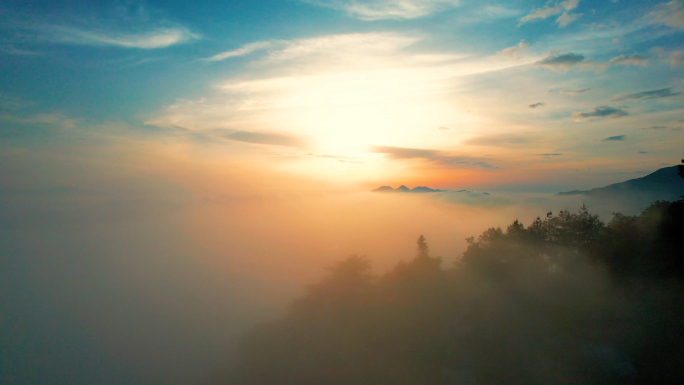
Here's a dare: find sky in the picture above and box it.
[1,0,682,190]
[1,1,683,384]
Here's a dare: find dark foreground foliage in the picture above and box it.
[226,200,684,385]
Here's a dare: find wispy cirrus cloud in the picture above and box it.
[204,33,420,64]
[299,0,461,20]
[463,133,538,147]
[641,125,682,131]
[0,93,33,111]
[473,5,521,20]
[204,42,273,61]
[660,50,684,66]
[519,0,582,28]
[548,88,592,95]
[572,106,628,121]
[494,40,529,60]
[650,48,684,66]
[2,3,198,49]
[265,32,420,62]
[555,10,582,27]
[44,25,198,48]
[371,145,494,168]
[153,31,532,157]
[0,112,77,129]
[646,0,684,30]
[0,45,44,56]
[610,88,682,102]
[641,125,669,130]
[212,129,306,148]
[561,88,591,94]
[609,54,648,67]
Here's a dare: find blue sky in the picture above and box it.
[1,0,683,189]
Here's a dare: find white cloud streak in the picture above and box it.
[204,33,421,64]
[519,0,582,28]
[149,32,535,156]
[204,42,273,61]
[610,88,682,102]
[609,54,648,67]
[46,25,198,48]
[0,112,77,129]
[300,0,460,20]
[647,0,684,30]
[495,40,529,60]
[266,32,420,62]
[3,3,198,49]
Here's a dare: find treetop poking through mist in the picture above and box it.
[228,198,684,384]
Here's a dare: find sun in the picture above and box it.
[265,68,471,155]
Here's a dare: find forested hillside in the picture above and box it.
[225,198,684,385]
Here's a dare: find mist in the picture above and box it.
[0,144,556,384]
[4,134,684,385]
[224,200,684,385]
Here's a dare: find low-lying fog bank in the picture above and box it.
[2,147,679,384]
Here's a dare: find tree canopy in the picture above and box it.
[225,199,684,385]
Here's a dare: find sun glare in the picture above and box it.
[229,67,476,155]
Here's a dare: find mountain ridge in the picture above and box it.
[372,185,446,193]
[556,165,684,201]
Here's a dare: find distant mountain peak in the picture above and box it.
[372,185,446,193]
[373,186,395,192]
[556,165,684,201]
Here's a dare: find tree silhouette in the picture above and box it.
[227,202,684,385]
[416,234,429,259]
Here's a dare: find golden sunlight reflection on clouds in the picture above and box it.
[146,32,542,183]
